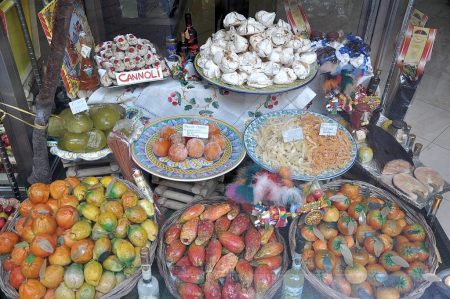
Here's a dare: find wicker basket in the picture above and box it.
[0,179,158,299]
[288,179,438,299]
[157,197,289,299]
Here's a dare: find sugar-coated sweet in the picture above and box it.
[160,126,176,139]
[186,138,205,158]
[170,132,186,145]
[168,143,188,162]
[209,134,226,150]
[204,142,222,161]
[152,138,171,157]
[208,123,221,137]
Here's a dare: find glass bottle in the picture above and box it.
[78,32,99,90]
[184,13,199,58]
[137,247,159,299]
[180,32,189,60]
[282,254,304,298]
[367,69,381,96]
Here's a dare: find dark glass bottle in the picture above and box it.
[184,13,199,58]
[366,69,381,96]
[180,32,189,59]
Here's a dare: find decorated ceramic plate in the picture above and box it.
[132,115,246,181]
[194,55,318,94]
[244,110,357,181]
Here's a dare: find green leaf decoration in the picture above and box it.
[329,194,348,202]
[340,244,353,267]
[189,98,196,104]
[374,238,384,257]
[358,211,366,225]
[204,97,213,103]
[347,219,356,235]
[212,101,219,109]
[391,255,410,268]
[248,111,255,117]
[313,226,325,241]
[381,206,390,218]
[184,105,193,111]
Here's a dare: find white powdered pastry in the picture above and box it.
[255,10,276,27]
[239,52,262,74]
[100,73,113,86]
[223,12,246,28]
[199,38,212,58]
[213,50,225,65]
[127,46,137,59]
[286,38,303,50]
[144,52,157,65]
[134,56,145,68]
[101,48,113,58]
[247,72,273,88]
[100,61,113,69]
[269,47,282,63]
[114,51,125,60]
[203,60,221,79]
[255,39,273,58]
[292,60,310,79]
[249,34,264,50]
[213,29,228,42]
[123,57,136,70]
[110,58,125,72]
[114,35,129,51]
[280,47,294,66]
[276,19,292,31]
[237,18,266,35]
[261,61,281,76]
[298,51,317,65]
[107,67,117,79]
[220,51,240,73]
[298,39,312,53]
[137,43,149,56]
[197,56,209,68]
[126,33,138,45]
[229,31,249,53]
[221,72,246,85]
[267,27,292,46]
[273,67,297,84]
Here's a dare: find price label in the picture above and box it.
[294,86,317,109]
[80,45,91,58]
[69,98,89,114]
[282,127,304,142]
[182,124,209,139]
[319,123,338,136]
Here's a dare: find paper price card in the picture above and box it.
[319,123,338,136]
[282,127,304,142]
[182,124,209,139]
[69,98,89,114]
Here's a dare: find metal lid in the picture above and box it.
[391,120,406,129]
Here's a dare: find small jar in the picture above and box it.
[326,31,339,42]
[165,35,178,62]
[310,31,323,41]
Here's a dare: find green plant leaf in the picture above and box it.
[184,105,193,111]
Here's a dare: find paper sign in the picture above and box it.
[182,124,209,139]
[80,45,91,58]
[283,127,304,142]
[319,123,338,136]
[294,87,317,109]
[116,66,163,86]
[69,98,89,114]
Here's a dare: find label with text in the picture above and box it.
[69,98,89,114]
[282,127,304,142]
[116,66,163,86]
[319,123,338,136]
[182,124,209,139]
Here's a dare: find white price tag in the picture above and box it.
[182,124,209,139]
[81,45,91,58]
[282,127,304,143]
[69,98,89,114]
[294,87,317,109]
[319,123,338,136]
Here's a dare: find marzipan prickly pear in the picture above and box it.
[164,224,182,245]
[236,259,253,289]
[178,282,203,299]
[211,252,238,280]
[253,265,274,295]
[244,227,261,261]
[228,213,250,236]
[177,204,205,223]
[165,239,186,264]
[200,203,231,221]
[205,239,222,273]
[180,218,199,245]
[218,231,245,254]
[254,242,283,260]
[172,265,205,284]
[195,220,214,246]
[215,215,231,234]
[188,243,205,267]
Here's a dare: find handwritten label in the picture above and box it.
[116,66,163,86]
[81,45,91,58]
[319,123,338,136]
[282,127,304,142]
[69,98,89,114]
[294,86,317,109]
[182,124,209,139]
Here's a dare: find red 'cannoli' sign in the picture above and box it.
[116,66,163,86]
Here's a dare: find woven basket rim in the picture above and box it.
[0,178,158,299]
[288,179,438,299]
[157,196,289,299]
